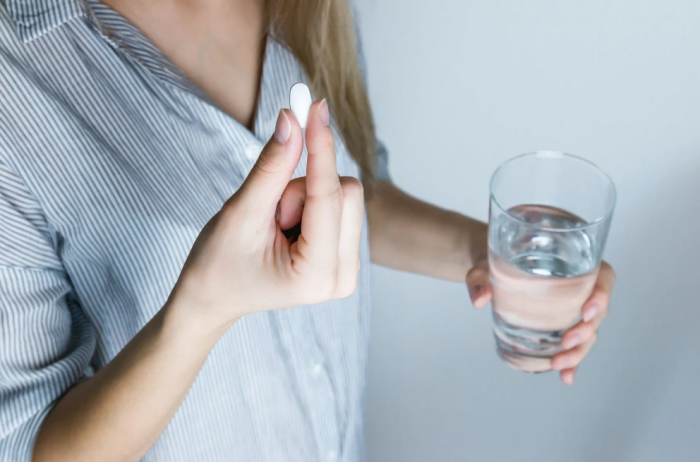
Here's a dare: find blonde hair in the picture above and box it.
[266,0,377,187]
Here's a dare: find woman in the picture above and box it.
[0,0,615,461]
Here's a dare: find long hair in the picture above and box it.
[266,0,377,187]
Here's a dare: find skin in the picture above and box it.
[31,0,616,460]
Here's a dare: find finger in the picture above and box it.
[304,99,341,198]
[582,262,615,322]
[278,178,306,230]
[334,177,365,299]
[561,316,604,350]
[552,332,598,371]
[236,109,303,214]
[466,263,492,309]
[560,367,577,386]
[298,99,342,268]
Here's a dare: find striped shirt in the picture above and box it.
[0,1,390,461]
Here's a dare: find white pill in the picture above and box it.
[289,82,312,129]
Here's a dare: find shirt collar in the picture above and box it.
[5,0,86,42]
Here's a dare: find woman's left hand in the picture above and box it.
[466,260,616,385]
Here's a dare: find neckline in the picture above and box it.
[85,0,271,143]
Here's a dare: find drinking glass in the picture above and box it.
[488,151,616,372]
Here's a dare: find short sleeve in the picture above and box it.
[0,159,95,462]
[353,7,392,183]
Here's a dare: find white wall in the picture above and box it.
[356,1,700,460]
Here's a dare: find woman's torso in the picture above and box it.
[0,2,371,461]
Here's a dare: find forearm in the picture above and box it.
[33,296,234,462]
[367,181,487,282]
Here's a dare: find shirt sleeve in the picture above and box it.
[353,8,392,183]
[0,159,95,462]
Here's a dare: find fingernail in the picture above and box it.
[274,110,291,144]
[319,99,330,127]
[583,302,600,322]
[552,357,571,371]
[470,284,482,301]
[564,374,574,386]
[563,333,583,350]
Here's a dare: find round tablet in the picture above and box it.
[289,83,312,129]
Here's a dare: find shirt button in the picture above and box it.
[310,362,323,377]
[326,450,338,462]
[244,143,263,159]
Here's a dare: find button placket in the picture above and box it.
[310,361,324,378]
[276,308,341,462]
[244,142,263,160]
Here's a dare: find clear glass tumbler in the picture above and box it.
[489,151,616,373]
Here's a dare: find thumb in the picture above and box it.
[466,263,492,309]
[238,109,303,211]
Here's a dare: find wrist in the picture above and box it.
[455,215,488,275]
[162,284,239,346]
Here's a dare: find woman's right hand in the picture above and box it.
[171,99,364,329]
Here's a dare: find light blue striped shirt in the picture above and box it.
[0,1,390,461]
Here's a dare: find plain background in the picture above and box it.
[356,1,700,461]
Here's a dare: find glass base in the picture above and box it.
[493,312,569,373]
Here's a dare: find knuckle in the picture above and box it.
[578,328,595,345]
[599,261,616,287]
[602,260,615,277]
[310,137,336,158]
[584,322,597,336]
[254,152,283,176]
[572,347,587,361]
[323,186,344,213]
[335,272,359,299]
[340,177,364,199]
[466,267,488,285]
[329,185,345,203]
[301,273,337,304]
[322,136,336,154]
[592,288,610,306]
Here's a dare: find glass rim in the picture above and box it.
[489,151,617,232]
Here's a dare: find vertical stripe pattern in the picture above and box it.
[0,1,389,461]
